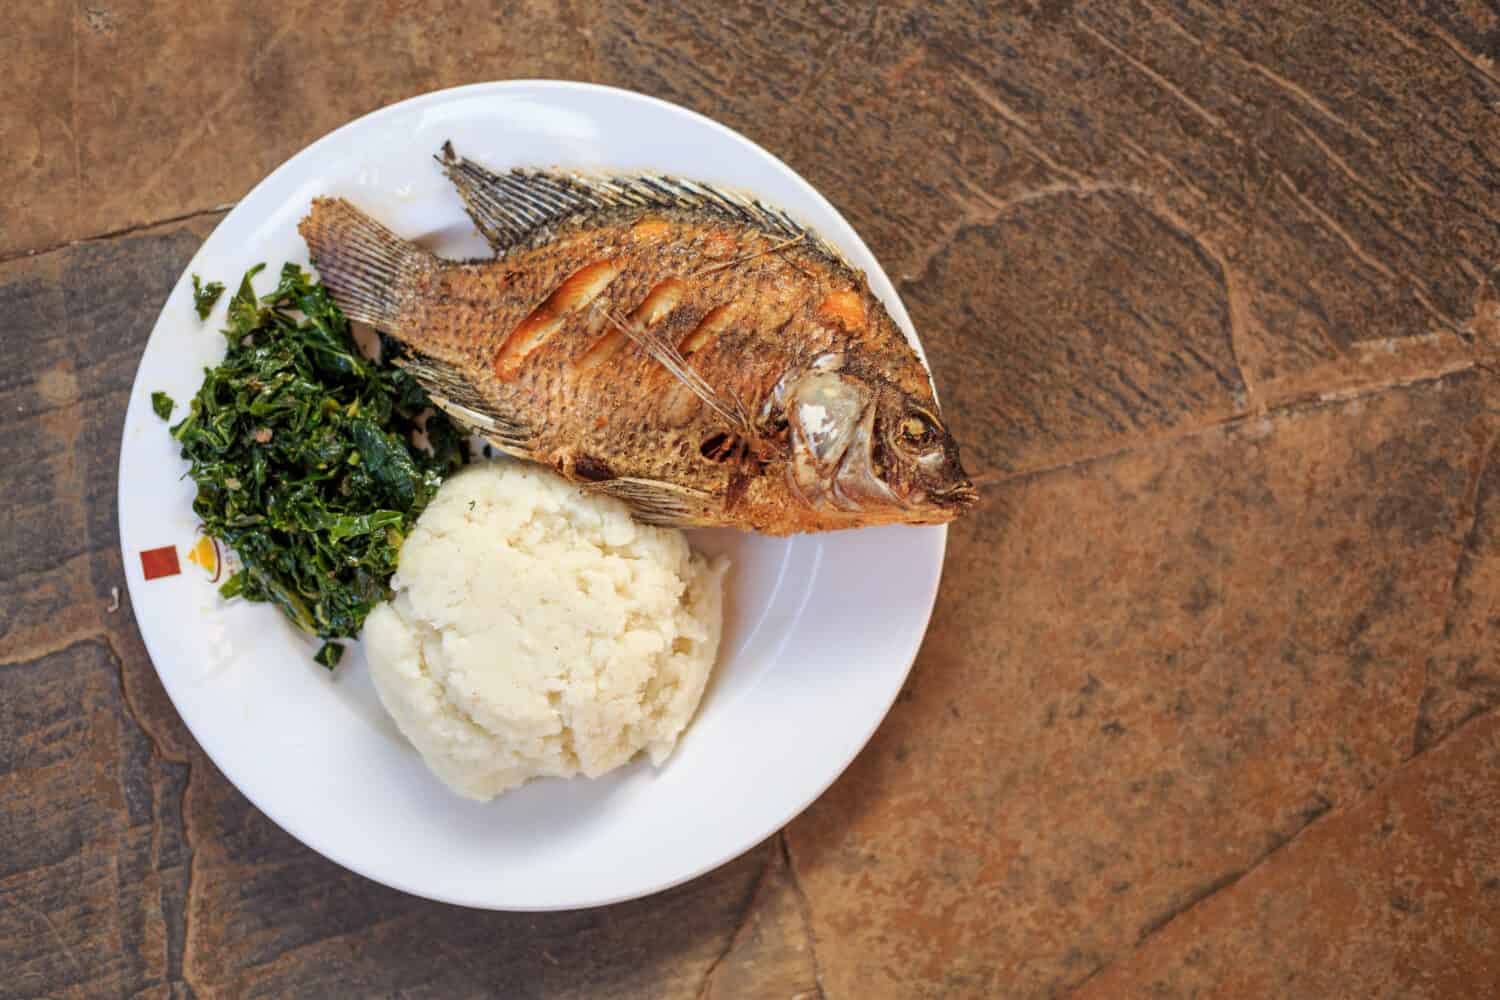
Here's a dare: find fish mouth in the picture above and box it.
[936,481,980,508]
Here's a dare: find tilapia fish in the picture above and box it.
[298,144,976,534]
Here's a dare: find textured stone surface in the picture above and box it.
[5,1,1500,997]
[1416,428,1500,756]
[599,1,1500,408]
[2,0,601,257]
[1076,711,1500,997]
[0,639,191,999]
[786,374,1500,997]
[180,745,781,999]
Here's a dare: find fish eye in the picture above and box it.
[900,411,939,445]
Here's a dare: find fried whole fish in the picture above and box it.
[298,145,976,534]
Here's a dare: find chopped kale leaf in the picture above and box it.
[169,263,465,662]
[191,273,226,319]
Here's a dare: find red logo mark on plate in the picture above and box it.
[140,545,181,580]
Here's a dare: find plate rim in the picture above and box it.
[117,79,948,910]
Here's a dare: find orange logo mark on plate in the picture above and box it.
[186,535,222,581]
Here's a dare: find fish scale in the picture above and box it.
[298,146,976,533]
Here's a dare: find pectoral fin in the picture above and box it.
[397,350,532,451]
[579,477,720,527]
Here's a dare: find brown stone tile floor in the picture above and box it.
[3,2,1499,997]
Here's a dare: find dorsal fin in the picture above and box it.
[437,142,602,249]
[436,143,844,261]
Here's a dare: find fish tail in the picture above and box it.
[298,197,428,330]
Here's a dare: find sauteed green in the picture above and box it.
[166,263,465,666]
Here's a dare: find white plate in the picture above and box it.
[118,81,946,910]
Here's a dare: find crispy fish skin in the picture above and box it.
[299,155,975,534]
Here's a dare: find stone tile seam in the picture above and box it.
[0,205,234,266]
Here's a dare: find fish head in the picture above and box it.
[782,368,977,525]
